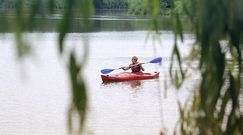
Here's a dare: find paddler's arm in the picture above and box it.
[139,63,145,71]
[120,65,131,70]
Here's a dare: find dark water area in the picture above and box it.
[0,9,174,32]
[0,17,172,32]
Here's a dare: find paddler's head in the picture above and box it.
[131,56,138,64]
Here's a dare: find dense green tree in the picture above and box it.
[93,0,128,9]
[128,0,171,15]
[0,0,16,9]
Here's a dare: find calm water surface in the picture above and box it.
[0,31,197,135]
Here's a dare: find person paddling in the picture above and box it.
[120,56,144,73]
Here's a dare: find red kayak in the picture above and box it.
[101,72,159,82]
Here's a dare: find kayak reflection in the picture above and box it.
[102,80,142,89]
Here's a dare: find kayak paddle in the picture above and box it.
[100,57,162,74]
[141,57,162,64]
[100,68,120,74]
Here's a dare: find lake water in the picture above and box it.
[0,31,197,135]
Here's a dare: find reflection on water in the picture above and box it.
[102,80,142,89]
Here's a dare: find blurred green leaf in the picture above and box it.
[68,51,87,134]
[58,0,74,54]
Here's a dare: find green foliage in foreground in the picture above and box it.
[0,0,242,135]
[1,0,93,134]
[169,0,243,134]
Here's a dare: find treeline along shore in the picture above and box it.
[0,0,171,15]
